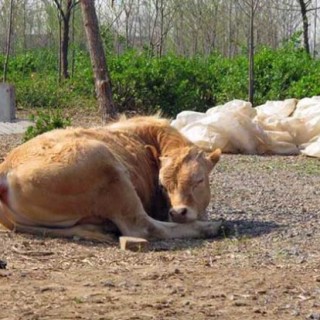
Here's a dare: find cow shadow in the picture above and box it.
[1,219,281,252]
[149,219,282,251]
[221,219,282,238]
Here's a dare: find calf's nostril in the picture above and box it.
[169,209,175,217]
[170,207,188,216]
[169,207,188,218]
[180,208,187,216]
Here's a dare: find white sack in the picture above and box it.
[206,99,256,118]
[174,100,270,154]
[301,135,320,157]
[293,96,320,119]
[171,110,206,130]
[262,131,299,155]
[172,97,320,158]
[255,99,297,119]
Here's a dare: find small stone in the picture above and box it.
[101,280,115,287]
[256,289,267,295]
[0,259,7,269]
[0,270,11,277]
[253,308,266,315]
[227,294,235,301]
[233,300,248,307]
[83,283,95,287]
[39,285,66,293]
[119,236,149,252]
[308,313,320,320]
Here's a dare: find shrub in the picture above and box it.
[254,42,312,104]
[2,44,320,117]
[23,110,71,142]
[207,53,248,104]
[110,51,218,116]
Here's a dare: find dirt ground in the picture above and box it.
[0,109,320,320]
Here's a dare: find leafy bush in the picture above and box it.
[110,51,218,116]
[2,43,320,117]
[207,53,248,104]
[254,43,312,104]
[24,110,71,142]
[8,48,58,76]
[287,62,320,98]
[4,48,95,109]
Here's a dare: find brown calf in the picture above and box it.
[0,116,221,242]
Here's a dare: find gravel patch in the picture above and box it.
[212,154,320,234]
[1,110,320,320]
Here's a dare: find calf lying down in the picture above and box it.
[0,116,222,242]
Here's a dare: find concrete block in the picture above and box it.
[119,236,149,252]
[0,83,16,122]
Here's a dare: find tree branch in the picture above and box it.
[52,0,66,20]
[235,0,250,17]
[70,1,80,10]
[267,0,320,12]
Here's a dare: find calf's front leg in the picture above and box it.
[103,175,222,240]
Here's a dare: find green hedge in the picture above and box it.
[1,42,320,116]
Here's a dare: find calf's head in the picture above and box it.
[159,147,221,223]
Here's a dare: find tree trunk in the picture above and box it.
[313,0,318,58]
[71,5,76,77]
[158,0,164,57]
[3,0,14,83]
[248,1,255,105]
[58,0,62,83]
[23,0,27,51]
[53,0,78,80]
[61,11,71,79]
[80,0,118,122]
[228,1,233,58]
[297,0,310,55]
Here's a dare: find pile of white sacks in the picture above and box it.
[171,96,320,157]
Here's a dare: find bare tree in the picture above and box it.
[80,0,117,122]
[237,0,262,105]
[248,0,260,105]
[297,0,311,55]
[2,0,320,73]
[3,0,14,82]
[22,0,27,51]
[51,0,79,79]
[148,0,176,56]
[313,0,318,57]
[170,0,221,56]
[270,0,319,55]
[97,0,318,58]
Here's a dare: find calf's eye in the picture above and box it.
[193,179,204,189]
[159,184,167,192]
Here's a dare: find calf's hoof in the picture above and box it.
[198,219,224,238]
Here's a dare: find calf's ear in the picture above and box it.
[159,155,173,168]
[145,145,159,159]
[145,145,160,166]
[206,148,221,170]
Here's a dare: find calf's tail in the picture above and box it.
[0,176,15,230]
